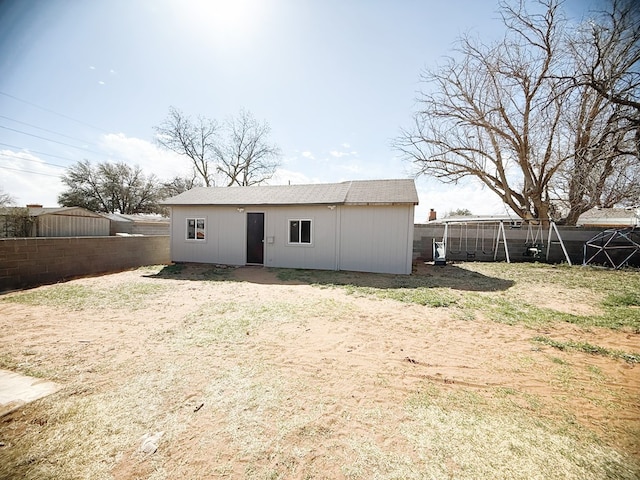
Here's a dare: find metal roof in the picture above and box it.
[577,207,639,227]
[0,206,103,217]
[161,179,419,206]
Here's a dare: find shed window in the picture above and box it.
[186,218,206,241]
[289,219,312,244]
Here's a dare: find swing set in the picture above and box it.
[433,218,571,265]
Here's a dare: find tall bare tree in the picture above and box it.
[396,0,568,222]
[215,109,281,186]
[572,0,640,114]
[154,106,218,187]
[154,107,281,188]
[396,0,640,224]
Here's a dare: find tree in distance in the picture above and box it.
[396,0,639,225]
[154,107,281,188]
[58,160,163,214]
[446,208,473,218]
[0,187,15,207]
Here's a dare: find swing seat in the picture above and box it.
[523,243,544,258]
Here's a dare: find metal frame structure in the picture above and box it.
[583,227,640,269]
[435,219,571,265]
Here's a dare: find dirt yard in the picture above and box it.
[0,262,638,479]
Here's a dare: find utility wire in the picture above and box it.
[0,125,105,156]
[0,165,62,178]
[0,142,78,163]
[0,91,108,133]
[0,152,67,169]
[0,115,92,144]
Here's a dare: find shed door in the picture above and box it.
[246,213,264,264]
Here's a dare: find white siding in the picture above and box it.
[338,205,414,274]
[169,204,415,274]
[170,206,245,265]
[263,206,337,270]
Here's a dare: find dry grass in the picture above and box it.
[0,263,639,479]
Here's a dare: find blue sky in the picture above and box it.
[0,0,598,221]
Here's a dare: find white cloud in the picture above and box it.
[89,65,96,70]
[414,179,513,222]
[98,80,105,85]
[0,150,64,207]
[301,151,315,160]
[329,150,349,158]
[269,168,318,186]
[99,133,187,180]
[335,162,361,174]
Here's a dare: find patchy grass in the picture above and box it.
[1,263,639,479]
[603,291,640,308]
[533,336,640,363]
[274,263,640,331]
[401,384,639,480]
[342,284,458,307]
[0,281,167,311]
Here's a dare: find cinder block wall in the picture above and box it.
[0,236,170,292]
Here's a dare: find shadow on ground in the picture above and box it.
[146,262,514,293]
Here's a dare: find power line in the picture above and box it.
[0,115,91,144]
[0,125,105,156]
[0,165,62,178]
[0,152,67,169]
[0,142,79,163]
[0,91,108,133]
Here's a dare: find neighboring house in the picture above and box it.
[0,205,110,237]
[161,179,419,274]
[577,207,640,228]
[104,213,170,236]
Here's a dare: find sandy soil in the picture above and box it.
[0,263,638,479]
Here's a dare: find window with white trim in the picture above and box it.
[186,218,206,241]
[288,219,312,244]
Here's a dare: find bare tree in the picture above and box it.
[215,109,281,186]
[556,85,640,224]
[572,0,640,113]
[154,107,281,188]
[0,187,15,207]
[154,106,218,187]
[554,0,640,223]
[160,172,204,198]
[396,0,568,222]
[396,0,639,224]
[59,160,162,214]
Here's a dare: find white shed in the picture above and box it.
[161,179,419,274]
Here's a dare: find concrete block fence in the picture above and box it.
[1,224,636,292]
[0,236,170,292]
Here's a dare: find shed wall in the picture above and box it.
[170,206,245,265]
[169,204,415,274]
[339,205,414,274]
[263,206,338,270]
[35,213,110,237]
